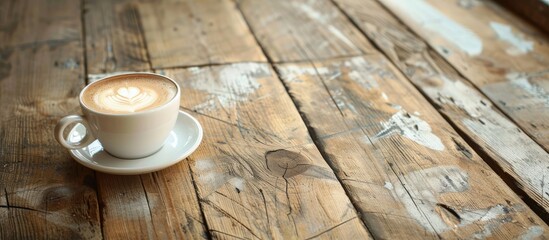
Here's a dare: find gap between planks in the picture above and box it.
[444,114,549,223]
[329,0,549,223]
[81,0,209,238]
[143,1,545,235]
[81,0,549,237]
[233,0,378,236]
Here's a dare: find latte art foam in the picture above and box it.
[83,75,177,114]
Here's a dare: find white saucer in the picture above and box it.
[68,111,203,175]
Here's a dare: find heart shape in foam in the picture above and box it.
[117,87,141,100]
[94,86,159,113]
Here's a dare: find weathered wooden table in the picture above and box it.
[1,0,549,239]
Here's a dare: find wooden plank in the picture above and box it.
[96,166,207,239]
[159,63,372,239]
[137,0,266,69]
[139,165,209,239]
[83,0,150,74]
[96,174,155,238]
[378,0,549,151]
[85,3,208,236]
[238,0,375,62]
[0,0,81,48]
[333,0,549,217]
[0,0,101,238]
[494,0,549,33]
[0,41,101,239]
[276,55,549,239]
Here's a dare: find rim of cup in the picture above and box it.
[79,72,181,117]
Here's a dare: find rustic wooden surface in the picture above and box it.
[333,0,549,219]
[277,55,547,239]
[0,0,81,48]
[238,0,374,62]
[138,0,266,68]
[379,0,549,151]
[0,0,100,239]
[160,64,370,239]
[84,0,150,74]
[2,0,549,239]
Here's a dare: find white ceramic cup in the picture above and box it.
[54,72,181,159]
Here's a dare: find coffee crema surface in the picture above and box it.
[82,76,177,114]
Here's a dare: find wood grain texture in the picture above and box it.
[84,0,150,74]
[0,0,101,238]
[97,175,155,239]
[0,41,101,239]
[97,167,207,239]
[139,165,208,239]
[0,0,81,48]
[276,55,549,239]
[137,0,266,69]
[495,0,549,33]
[159,63,372,239]
[238,0,375,62]
[333,0,549,218]
[378,0,549,151]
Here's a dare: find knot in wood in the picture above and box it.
[265,149,311,178]
[40,185,83,211]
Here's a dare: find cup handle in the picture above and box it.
[54,115,96,149]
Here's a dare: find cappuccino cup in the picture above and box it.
[55,72,181,159]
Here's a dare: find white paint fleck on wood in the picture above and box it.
[490,22,534,55]
[373,110,445,151]
[468,204,524,238]
[195,158,247,196]
[381,0,483,56]
[459,204,508,223]
[507,72,549,107]
[198,171,230,195]
[384,181,393,190]
[387,103,402,110]
[276,65,330,83]
[462,204,526,238]
[519,226,544,240]
[381,92,389,101]
[463,115,549,201]
[228,177,246,192]
[193,97,217,112]
[217,63,267,94]
[188,67,201,75]
[471,222,499,239]
[425,75,490,118]
[346,57,380,90]
[422,73,549,205]
[195,158,215,170]
[394,166,469,233]
[332,88,358,113]
[394,166,522,236]
[197,160,231,190]
[196,159,228,188]
[190,63,270,108]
